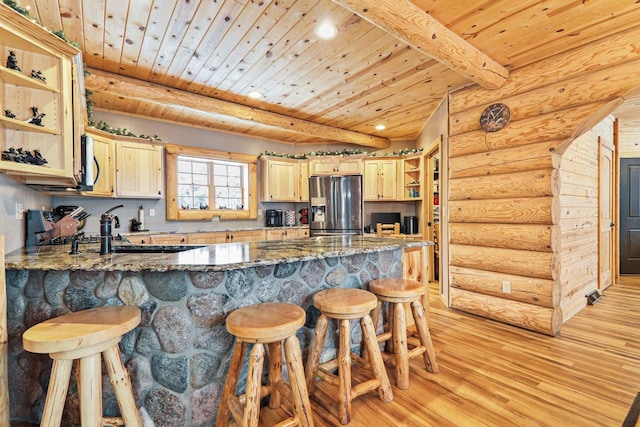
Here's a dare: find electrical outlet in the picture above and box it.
[502,280,511,294]
[149,209,155,217]
[15,203,23,220]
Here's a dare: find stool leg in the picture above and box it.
[393,303,409,389]
[305,313,328,393]
[361,314,393,403]
[268,341,283,409]
[386,304,395,354]
[79,353,102,427]
[284,335,315,427]
[103,344,142,426]
[411,300,439,373]
[41,358,73,427]
[337,319,352,425]
[216,340,247,427]
[244,343,265,427]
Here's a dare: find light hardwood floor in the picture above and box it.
[293,277,640,426]
[13,278,640,426]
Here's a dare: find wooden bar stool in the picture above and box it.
[22,306,142,427]
[216,302,314,427]
[305,288,393,425]
[368,278,439,390]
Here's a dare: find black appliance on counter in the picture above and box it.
[404,216,418,234]
[265,209,283,227]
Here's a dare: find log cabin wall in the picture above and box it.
[447,26,640,336]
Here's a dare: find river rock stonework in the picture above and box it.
[6,249,403,426]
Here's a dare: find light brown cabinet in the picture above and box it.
[0,8,80,184]
[402,155,423,201]
[364,158,398,201]
[150,234,188,244]
[308,156,363,175]
[115,139,164,198]
[188,229,265,244]
[265,228,300,240]
[260,156,308,202]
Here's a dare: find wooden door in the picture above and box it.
[363,160,380,200]
[115,141,163,198]
[619,158,640,273]
[599,137,615,289]
[264,160,297,201]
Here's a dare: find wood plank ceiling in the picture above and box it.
[18,0,640,147]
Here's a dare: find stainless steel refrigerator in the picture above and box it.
[309,174,363,236]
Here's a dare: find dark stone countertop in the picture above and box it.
[4,236,430,272]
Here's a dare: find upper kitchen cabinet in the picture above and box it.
[0,6,80,184]
[364,158,398,201]
[308,155,363,176]
[401,155,423,201]
[82,129,164,199]
[115,138,164,198]
[260,156,308,202]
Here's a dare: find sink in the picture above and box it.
[109,244,204,254]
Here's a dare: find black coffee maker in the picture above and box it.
[265,209,283,227]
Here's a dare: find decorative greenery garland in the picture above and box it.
[260,147,422,159]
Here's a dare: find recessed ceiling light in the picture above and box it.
[315,22,338,40]
[248,91,263,99]
[375,124,386,131]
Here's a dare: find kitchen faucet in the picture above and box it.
[100,204,123,255]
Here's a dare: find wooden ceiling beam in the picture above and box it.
[333,0,509,90]
[84,69,391,149]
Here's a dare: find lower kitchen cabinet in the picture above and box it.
[227,230,264,242]
[188,232,228,244]
[150,234,188,244]
[265,228,299,240]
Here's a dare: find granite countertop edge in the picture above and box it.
[5,237,432,272]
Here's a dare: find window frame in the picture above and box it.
[165,144,258,221]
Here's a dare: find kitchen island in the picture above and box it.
[4,236,427,426]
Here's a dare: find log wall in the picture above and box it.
[447,26,640,336]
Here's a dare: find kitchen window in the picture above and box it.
[166,144,258,221]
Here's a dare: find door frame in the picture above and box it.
[598,134,616,290]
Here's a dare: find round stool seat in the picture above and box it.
[23,306,141,354]
[313,288,377,319]
[369,278,426,302]
[226,302,305,343]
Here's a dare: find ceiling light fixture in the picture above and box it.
[315,21,338,40]
[375,124,386,131]
[248,91,263,99]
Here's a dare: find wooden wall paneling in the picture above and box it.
[449,244,557,281]
[81,0,105,70]
[449,197,556,225]
[449,102,607,158]
[449,265,558,308]
[449,288,561,336]
[448,223,556,253]
[448,27,640,113]
[450,60,640,136]
[448,169,557,201]
[448,140,559,179]
[618,127,640,158]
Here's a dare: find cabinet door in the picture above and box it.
[115,141,164,198]
[298,228,310,238]
[337,158,363,174]
[85,134,114,196]
[265,229,287,240]
[363,161,381,201]
[150,234,188,244]
[378,159,397,200]
[309,159,336,175]
[262,159,297,201]
[228,230,265,242]
[298,161,309,202]
[126,235,152,245]
[188,232,228,244]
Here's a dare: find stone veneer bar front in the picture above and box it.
[4,235,427,426]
